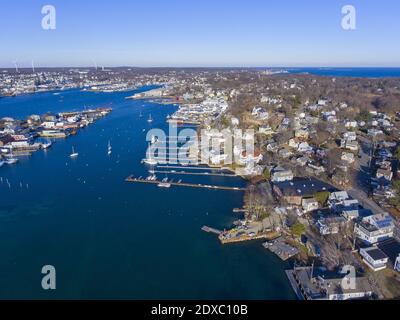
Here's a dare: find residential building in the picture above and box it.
[360,247,389,272]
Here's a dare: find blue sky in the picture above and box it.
[0,0,399,67]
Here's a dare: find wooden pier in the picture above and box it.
[151,170,237,178]
[157,165,228,171]
[201,226,223,235]
[125,175,246,191]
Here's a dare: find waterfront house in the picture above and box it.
[9,134,29,149]
[360,247,388,272]
[271,169,294,183]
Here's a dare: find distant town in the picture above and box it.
[2,67,400,300]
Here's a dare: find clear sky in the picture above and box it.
[0,0,399,67]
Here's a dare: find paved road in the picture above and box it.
[349,188,386,215]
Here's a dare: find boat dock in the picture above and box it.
[150,170,237,178]
[125,175,246,191]
[219,232,279,245]
[201,226,223,235]
[157,165,229,172]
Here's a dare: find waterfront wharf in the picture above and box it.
[157,165,229,171]
[151,170,237,178]
[201,226,223,235]
[125,175,246,191]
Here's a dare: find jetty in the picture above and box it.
[201,226,222,235]
[151,170,237,178]
[219,231,281,245]
[157,165,229,172]
[125,175,246,191]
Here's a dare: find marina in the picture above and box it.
[0,86,296,300]
[125,175,246,191]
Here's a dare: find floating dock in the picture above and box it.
[125,175,246,191]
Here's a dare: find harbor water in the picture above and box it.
[0,87,296,299]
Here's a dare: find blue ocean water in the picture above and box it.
[0,88,296,299]
[285,67,400,78]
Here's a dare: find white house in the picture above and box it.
[42,121,56,129]
[288,138,300,149]
[302,198,319,213]
[329,191,349,202]
[298,142,313,153]
[231,117,240,126]
[342,140,359,152]
[252,107,269,120]
[360,247,388,272]
[355,213,394,245]
[271,169,294,183]
[239,150,263,166]
[345,121,358,129]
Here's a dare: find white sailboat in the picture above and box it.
[147,114,153,123]
[70,146,79,158]
[107,140,112,155]
[158,176,171,188]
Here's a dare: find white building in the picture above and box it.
[360,247,388,272]
[302,198,319,213]
[354,213,394,245]
[271,169,294,183]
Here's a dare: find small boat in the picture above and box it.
[139,111,143,118]
[107,140,112,155]
[144,158,158,165]
[158,182,171,188]
[70,146,79,158]
[0,160,4,167]
[42,140,52,150]
[147,114,153,123]
[5,157,18,165]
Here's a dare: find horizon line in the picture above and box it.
[2,66,400,70]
